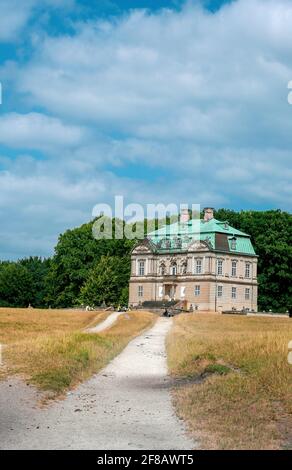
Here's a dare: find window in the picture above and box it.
[170,263,177,275]
[231,287,237,299]
[231,261,237,277]
[245,263,251,278]
[181,261,187,274]
[138,260,145,276]
[245,288,250,300]
[231,237,237,250]
[217,259,223,275]
[195,285,200,296]
[138,285,143,297]
[217,285,223,298]
[160,264,166,275]
[195,259,202,274]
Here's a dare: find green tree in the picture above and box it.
[79,255,130,306]
[0,262,34,307]
[19,257,51,307]
[45,218,134,307]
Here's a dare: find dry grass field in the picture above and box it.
[0,308,155,397]
[167,313,292,450]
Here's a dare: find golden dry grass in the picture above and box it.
[0,307,108,344]
[0,308,155,396]
[167,313,292,450]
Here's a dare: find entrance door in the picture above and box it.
[164,284,176,300]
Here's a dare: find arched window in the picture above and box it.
[170,263,177,275]
[181,260,187,274]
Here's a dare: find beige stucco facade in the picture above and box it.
[129,212,258,312]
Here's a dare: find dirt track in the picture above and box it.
[0,317,195,450]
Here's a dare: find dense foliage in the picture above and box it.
[0,257,50,308]
[0,210,290,311]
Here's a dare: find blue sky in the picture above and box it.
[0,0,291,259]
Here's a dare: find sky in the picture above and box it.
[0,0,291,259]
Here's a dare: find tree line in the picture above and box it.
[0,210,291,311]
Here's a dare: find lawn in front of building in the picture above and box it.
[167,313,292,449]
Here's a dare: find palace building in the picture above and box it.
[129,208,258,312]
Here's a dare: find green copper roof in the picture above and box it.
[147,218,256,256]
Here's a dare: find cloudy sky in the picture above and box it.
[0,0,291,259]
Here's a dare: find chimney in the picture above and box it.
[180,208,190,224]
[203,207,214,222]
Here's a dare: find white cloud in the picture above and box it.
[1,0,292,258]
[0,112,87,151]
[0,0,34,41]
[0,0,74,42]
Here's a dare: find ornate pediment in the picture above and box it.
[131,238,155,255]
[187,239,211,252]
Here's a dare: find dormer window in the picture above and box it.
[231,236,237,250]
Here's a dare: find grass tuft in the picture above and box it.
[204,363,231,375]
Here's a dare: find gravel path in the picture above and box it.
[0,317,195,450]
[86,311,124,333]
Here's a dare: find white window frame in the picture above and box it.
[194,285,200,297]
[170,264,177,275]
[217,285,223,298]
[245,288,250,300]
[195,259,202,274]
[245,263,251,278]
[138,260,145,276]
[231,260,237,277]
[138,285,143,297]
[217,259,223,276]
[231,287,237,299]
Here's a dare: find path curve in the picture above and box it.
[0,317,195,450]
[86,311,124,333]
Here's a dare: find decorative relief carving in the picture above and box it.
[187,240,209,252]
